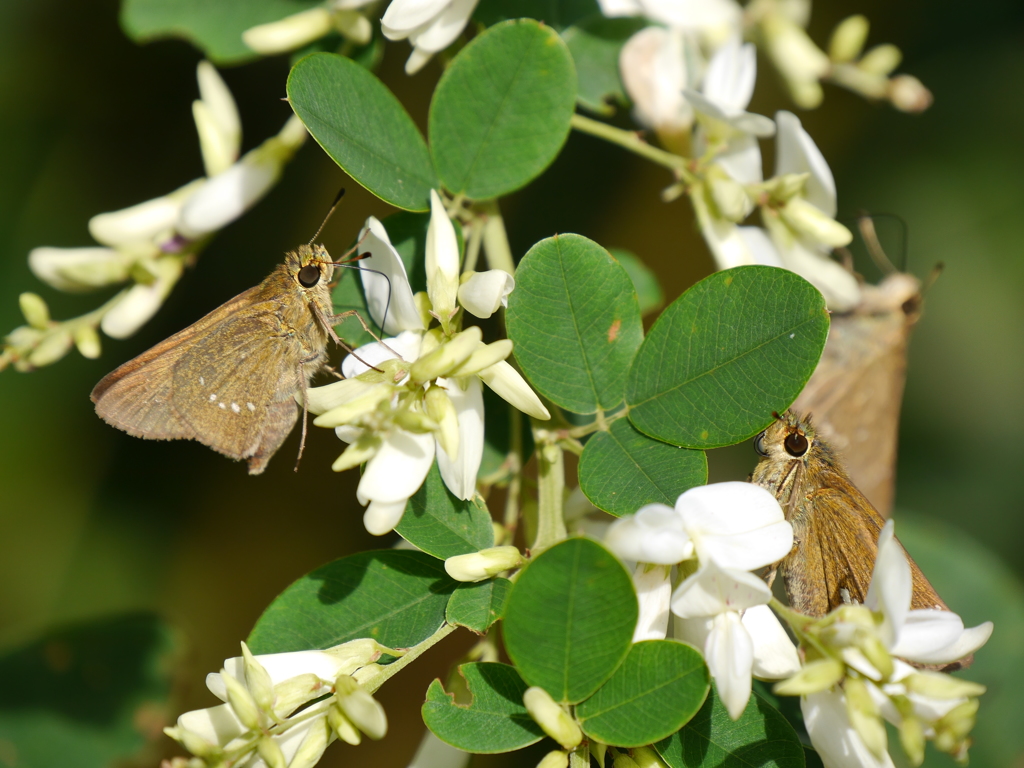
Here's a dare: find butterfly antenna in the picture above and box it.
[309,188,346,246]
[336,263,394,333]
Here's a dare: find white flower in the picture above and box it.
[194,59,242,177]
[458,270,514,319]
[408,729,471,768]
[761,111,859,310]
[605,483,797,719]
[28,246,135,292]
[619,26,695,142]
[803,687,895,768]
[100,256,184,339]
[382,0,480,75]
[310,206,547,534]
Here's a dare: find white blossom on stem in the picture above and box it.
[381,0,480,75]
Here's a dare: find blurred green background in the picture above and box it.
[0,0,1021,766]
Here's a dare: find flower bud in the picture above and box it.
[844,677,887,760]
[537,750,569,768]
[426,190,461,328]
[445,546,524,583]
[903,671,986,699]
[707,173,753,223]
[829,15,869,63]
[780,198,853,248]
[101,256,184,339]
[613,754,640,768]
[393,407,439,434]
[19,293,50,330]
[241,643,275,713]
[242,8,334,54]
[773,658,845,696]
[273,673,328,718]
[332,435,381,473]
[934,699,978,753]
[313,384,393,427]
[859,44,902,76]
[889,75,933,113]
[590,741,608,768]
[425,386,460,459]
[257,733,287,768]
[220,667,261,730]
[335,9,372,45]
[522,687,581,749]
[26,329,73,368]
[288,717,331,768]
[329,638,394,677]
[328,703,362,745]
[632,745,669,768]
[410,326,482,383]
[448,339,514,378]
[335,675,388,740]
[89,196,182,247]
[458,270,515,318]
[29,246,132,292]
[164,724,220,759]
[73,324,102,359]
[898,714,926,767]
[477,360,550,420]
[857,633,894,680]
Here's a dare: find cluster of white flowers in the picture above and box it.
[243,0,480,75]
[3,62,305,372]
[775,520,992,768]
[606,489,992,767]
[605,482,799,720]
[166,640,392,768]
[307,190,548,536]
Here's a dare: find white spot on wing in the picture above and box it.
[231,403,241,414]
[200,376,205,385]
[209,394,217,402]
[218,402,226,410]
[247,402,256,412]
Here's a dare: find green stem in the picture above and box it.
[503,408,524,538]
[363,622,458,694]
[533,435,567,552]
[479,200,515,274]
[570,114,696,182]
[463,215,485,273]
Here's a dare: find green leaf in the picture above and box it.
[563,15,646,115]
[894,515,1024,768]
[120,0,319,64]
[429,19,577,200]
[579,418,707,516]
[247,550,456,653]
[423,662,545,753]
[0,613,177,768]
[503,538,637,703]
[447,578,512,633]
[506,234,644,413]
[610,248,664,316]
[577,639,709,747]
[626,266,828,448]
[288,53,437,211]
[656,685,806,768]
[396,463,495,559]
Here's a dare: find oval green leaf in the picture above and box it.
[423,662,545,753]
[577,639,709,747]
[447,578,512,633]
[247,550,456,653]
[626,266,828,448]
[288,53,437,211]
[506,234,644,414]
[655,685,806,768]
[563,15,646,115]
[429,19,576,200]
[503,537,637,703]
[396,463,495,559]
[0,613,177,767]
[579,418,707,516]
[121,0,320,64]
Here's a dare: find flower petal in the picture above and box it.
[802,689,896,768]
[705,611,753,720]
[358,216,424,334]
[744,604,801,679]
[864,520,910,648]
[29,246,133,292]
[426,190,460,319]
[774,111,837,216]
[408,729,472,768]
[177,702,247,747]
[209,650,348,701]
[89,195,183,246]
[381,0,449,36]
[631,564,673,641]
[434,376,484,500]
[701,38,755,114]
[619,26,693,132]
[407,0,477,55]
[605,503,693,565]
[100,257,183,339]
[671,560,771,618]
[364,499,410,536]
[458,270,515,318]
[477,360,550,420]
[357,428,435,505]
[342,330,423,378]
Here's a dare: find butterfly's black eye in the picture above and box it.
[754,432,769,457]
[298,264,321,288]
[784,432,809,457]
